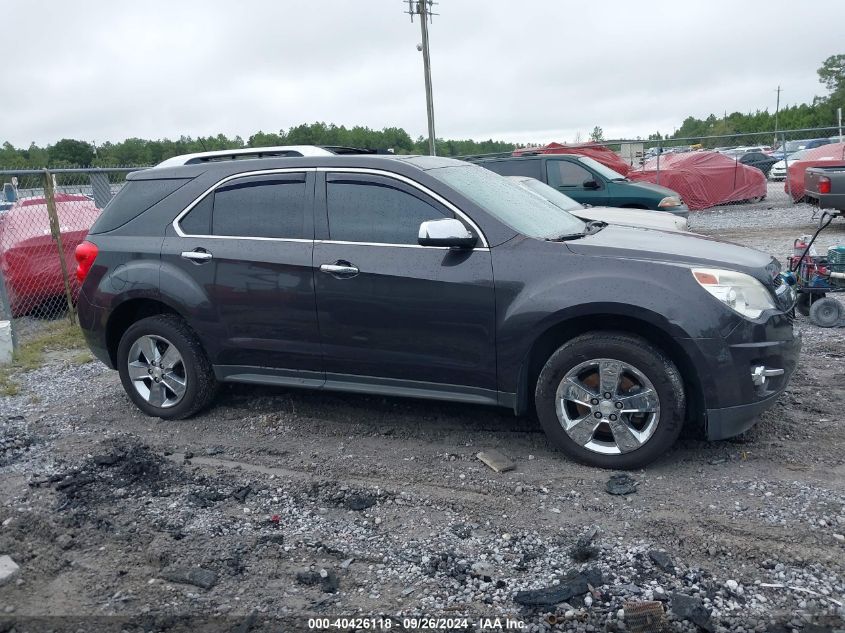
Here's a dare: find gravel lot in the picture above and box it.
[0,197,843,633]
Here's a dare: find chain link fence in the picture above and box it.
[604,126,845,209]
[0,168,141,347]
[459,125,845,212]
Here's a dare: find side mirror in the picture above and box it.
[582,179,600,190]
[418,218,476,249]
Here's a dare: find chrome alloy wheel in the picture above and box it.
[126,335,187,408]
[554,358,660,455]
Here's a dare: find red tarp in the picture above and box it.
[785,142,845,201]
[0,198,100,316]
[513,142,632,176]
[628,151,767,211]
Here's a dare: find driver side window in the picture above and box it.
[546,161,595,188]
[326,174,450,245]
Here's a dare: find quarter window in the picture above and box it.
[326,175,448,245]
[546,161,595,188]
[179,173,308,239]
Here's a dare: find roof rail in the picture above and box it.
[154,145,397,168]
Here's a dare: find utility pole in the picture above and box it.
[774,85,781,146]
[406,0,438,156]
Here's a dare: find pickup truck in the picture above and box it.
[474,154,689,217]
[805,166,845,216]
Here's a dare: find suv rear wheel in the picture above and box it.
[534,332,685,469]
[117,314,217,419]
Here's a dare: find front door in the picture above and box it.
[313,171,497,396]
[546,158,609,206]
[161,170,322,379]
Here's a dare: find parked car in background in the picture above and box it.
[785,142,845,201]
[769,149,811,181]
[506,176,688,231]
[0,194,101,316]
[475,154,688,216]
[738,151,779,177]
[629,152,767,210]
[770,138,831,161]
[805,166,845,216]
[76,152,799,469]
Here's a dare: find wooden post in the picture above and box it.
[43,170,77,324]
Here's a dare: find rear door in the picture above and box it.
[162,170,322,379]
[545,158,609,206]
[312,170,497,395]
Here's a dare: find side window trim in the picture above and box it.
[173,167,315,242]
[317,167,489,249]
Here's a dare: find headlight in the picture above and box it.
[658,196,682,208]
[691,268,776,319]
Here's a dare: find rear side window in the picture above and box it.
[89,178,190,234]
[480,159,543,180]
[326,174,448,244]
[179,173,308,239]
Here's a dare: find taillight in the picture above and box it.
[818,176,831,194]
[75,241,98,283]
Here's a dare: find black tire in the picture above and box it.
[809,297,843,328]
[117,314,217,419]
[796,293,813,317]
[534,332,686,469]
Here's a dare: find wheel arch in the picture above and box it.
[516,313,703,431]
[105,298,181,367]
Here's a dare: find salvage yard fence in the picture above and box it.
[460,125,845,210]
[0,168,141,349]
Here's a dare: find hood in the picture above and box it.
[623,179,680,198]
[574,206,686,232]
[565,224,774,281]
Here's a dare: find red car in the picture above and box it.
[0,194,101,316]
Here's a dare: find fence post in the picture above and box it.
[0,267,16,353]
[781,132,793,205]
[655,138,661,185]
[43,170,77,325]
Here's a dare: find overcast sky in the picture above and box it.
[3,0,843,147]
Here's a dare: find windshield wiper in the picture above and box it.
[582,220,607,235]
[546,233,584,241]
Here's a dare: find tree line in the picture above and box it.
[659,54,845,146]
[0,123,520,169]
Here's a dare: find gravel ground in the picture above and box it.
[0,198,843,633]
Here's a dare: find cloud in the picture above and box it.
[1,0,842,146]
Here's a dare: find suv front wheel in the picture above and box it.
[534,332,685,469]
[117,314,217,419]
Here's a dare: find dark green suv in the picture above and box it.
[476,154,688,217]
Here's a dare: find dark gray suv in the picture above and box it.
[75,153,800,469]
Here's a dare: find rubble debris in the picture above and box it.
[232,485,252,502]
[670,592,714,632]
[161,566,218,590]
[513,568,602,607]
[93,452,123,466]
[571,526,600,562]
[450,523,472,539]
[606,473,638,495]
[344,494,376,511]
[296,569,339,593]
[0,556,20,586]
[476,450,515,473]
[648,549,676,574]
[470,561,495,580]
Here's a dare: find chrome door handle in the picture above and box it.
[181,250,213,262]
[320,262,359,278]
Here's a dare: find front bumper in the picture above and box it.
[677,314,802,440]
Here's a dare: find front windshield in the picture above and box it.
[430,164,586,239]
[514,177,585,212]
[784,140,806,152]
[576,156,626,180]
[787,149,810,161]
